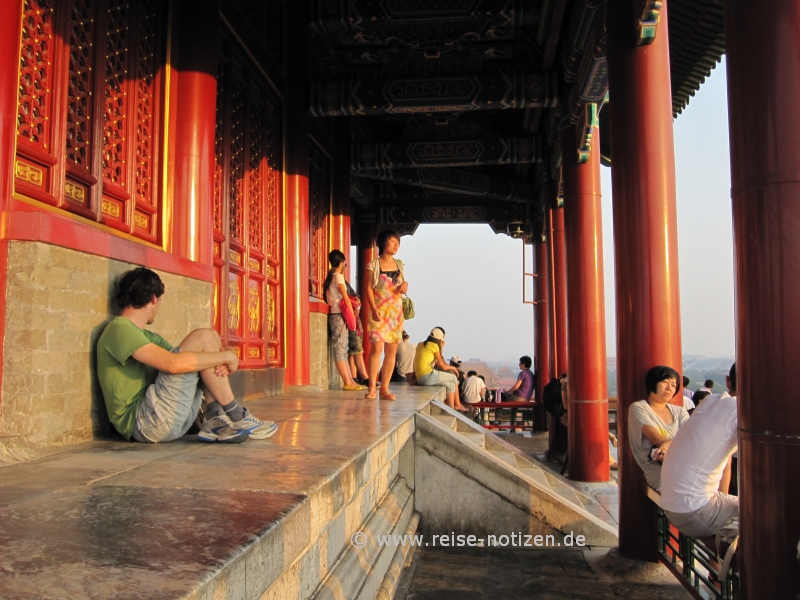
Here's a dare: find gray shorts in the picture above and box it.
[329,314,349,362]
[665,492,739,538]
[417,370,458,394]
[132,347,204,443]
[348,329,363,355]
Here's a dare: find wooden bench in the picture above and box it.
[468,400,537,433]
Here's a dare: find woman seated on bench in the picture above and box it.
[413,327,467,411]
[628,365,690,491]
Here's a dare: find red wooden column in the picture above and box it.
[171,0,217,266]
[726,1,800,596]
[551,206,568,376]
[283,0,311,386]
[562,127,609,483]
[0,0,21,212]
[547,206,568,456]
[0,0,23,409]
[606,0,682,561]
[331,119,351,280]
[533,240,550,431]
[357,219,377,359]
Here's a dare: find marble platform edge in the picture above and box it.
[374,512,420,600]
[250,427,415,600]
[312,477,415,600]
[415,411,619,546]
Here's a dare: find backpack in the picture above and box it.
[542,377,565,417]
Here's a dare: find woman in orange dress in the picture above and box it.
[364,230,408,400]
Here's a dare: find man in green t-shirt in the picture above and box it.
[97,267,278,443]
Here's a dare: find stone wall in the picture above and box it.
[1,241,212,447]
[309,311,331,391]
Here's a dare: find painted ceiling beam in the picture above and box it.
[310,72,558,117]
[355,166,535,203]
[310,0,527,38]
[352,137,543,171]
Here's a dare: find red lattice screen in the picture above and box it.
[309,142,331,300]
[14,0,165,243]
[212,37,283,368]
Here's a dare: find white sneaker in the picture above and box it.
[229,408,278,440]
[197,414,250,443]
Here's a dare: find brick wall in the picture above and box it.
[1,241,212,446]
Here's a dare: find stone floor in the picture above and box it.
[0,386,435,599]
[395,546,692,600]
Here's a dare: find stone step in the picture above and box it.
[312,478,415,600]
[543,471,594,508]
[431,415,457,430]
[518,467,551,489]
[459,433,486,448]
[415,402,618,547]
[486,449,519,467]
[0,387,443,600]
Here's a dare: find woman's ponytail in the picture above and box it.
[324,249,347,294]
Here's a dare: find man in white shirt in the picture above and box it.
[660,364,738,538]
[681,376,695,411]
[393,331,415,382]
[461,371,485,404]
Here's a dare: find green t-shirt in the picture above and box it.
[96,317,173,440]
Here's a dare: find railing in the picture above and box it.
[643,484,740,600]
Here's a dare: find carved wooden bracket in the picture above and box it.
[577,103,598,164]
[634,0,662,45]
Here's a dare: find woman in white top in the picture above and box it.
[627,365,690,491]
[325,250,365,391]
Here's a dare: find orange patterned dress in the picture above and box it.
[367,260,404,344]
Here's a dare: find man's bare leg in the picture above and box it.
[177,328,235,406]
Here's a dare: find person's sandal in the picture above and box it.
[364,387,377,400]
[379,390,396,401]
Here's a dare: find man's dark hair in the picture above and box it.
[478,375,485,381]
[467,370,478,377]
[683,376,690,387]
[704,379,715,388]
[693,390,711,404]
[645,365,681,397]
[116,267,164,310]
[728,363,736,391]
[377,229,401,254]
[519,356,532,369]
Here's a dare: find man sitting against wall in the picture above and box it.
[97,267,278,443]
[659,363,738,538]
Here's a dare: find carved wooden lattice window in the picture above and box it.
[309,142,331,300]
[213,39,283,368]
[14,0,165,244]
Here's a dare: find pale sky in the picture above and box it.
[378,57,735,362]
